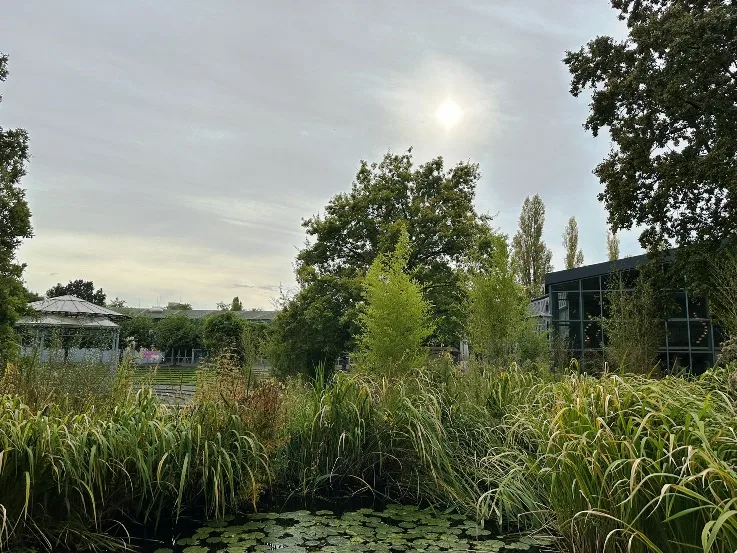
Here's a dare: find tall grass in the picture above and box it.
[3,355,737,552]
[0,361,270,550]
[277,361,737,552]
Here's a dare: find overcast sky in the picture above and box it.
[2,0,636,309]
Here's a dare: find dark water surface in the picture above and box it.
[142,505,554,553]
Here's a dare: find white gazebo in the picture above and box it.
[15,295,127,368]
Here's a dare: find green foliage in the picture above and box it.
[0,53,32,365]
[202,312,265,366]
[708,245,737,338]
[230,296,243,311]
[266,277,359,379]
[203,311,245,356]
[4,358,737,552]
[467,234,530,363]
[119,315,155,348]
[0,387,268,551]
[155,313,203,356]
[167,301,192,310]
[511,194,553,297]
[606,230,620,261]
[355,230,434,376]
[297,149,493,350]
[107,297,126,308]
[565,0,737,261]
[562,216,584,269]
[46,279,106,305]
[601,271,665,373]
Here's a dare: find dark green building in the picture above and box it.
[545,254,724,374]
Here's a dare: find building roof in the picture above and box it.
[114,306,278,322]
[28,295,127,318]
[16,314,119,328]
[544,253,650,287]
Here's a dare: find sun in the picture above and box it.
[435,98,463,129]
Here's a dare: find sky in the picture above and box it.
[1,0,636,309]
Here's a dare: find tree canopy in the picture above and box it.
[269,149,494,377]
[46,279,106,306]
[511,195,553,297]
[155,313,203,356]
[0,53,32,362]
[298,149,493,344]
[565,0,737,258]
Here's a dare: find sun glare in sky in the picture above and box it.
[435,98,463,129]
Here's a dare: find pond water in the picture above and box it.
[148,505,554,553]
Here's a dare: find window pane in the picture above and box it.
[687,294,709,319]
[667,351,690,373]
[668,291,687,318]
[551,280,580,292]
[582,276,600,291]
[553,321,583,350]
[689,320,711,349]
[603,269,638,290]
[582,292,603,320]
[690,352,714,375]
[553,291,581,320]
[667,321,690,348]
[583,320,603,349]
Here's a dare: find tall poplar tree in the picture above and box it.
[511,194,553,297]
[607,231,620,261]
[562,217,584,269]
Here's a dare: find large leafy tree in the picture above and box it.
[565,0,737,259]
[562,216,584,269]
[0,53,32,362]
[46,279,106,306]
[270,149,493,376]
[511,194,553,297]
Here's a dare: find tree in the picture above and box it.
[216,301,229,311]
[607,231,620,261]
[356,230,434,376]
[167,302,192,311]
[108,297,126,309]
[47,280,106,305]
[565,0,737,262]
[562,217,584,269]
[266,276,358,378]
[467,234,529,363]
[119,316,154,349]
[511,195,553,297]
[0,53,33,363]
[203,311,245,359]
[154,313,202,361]
[602,271,664,373]
[269,149,494,375]
[230,296,243,311]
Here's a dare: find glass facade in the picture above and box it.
[548,271,720,374]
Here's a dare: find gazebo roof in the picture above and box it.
[15,314,119,329]
[28,295,126,319]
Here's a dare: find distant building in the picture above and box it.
[115,306,277,323]
[541,253,723,374]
